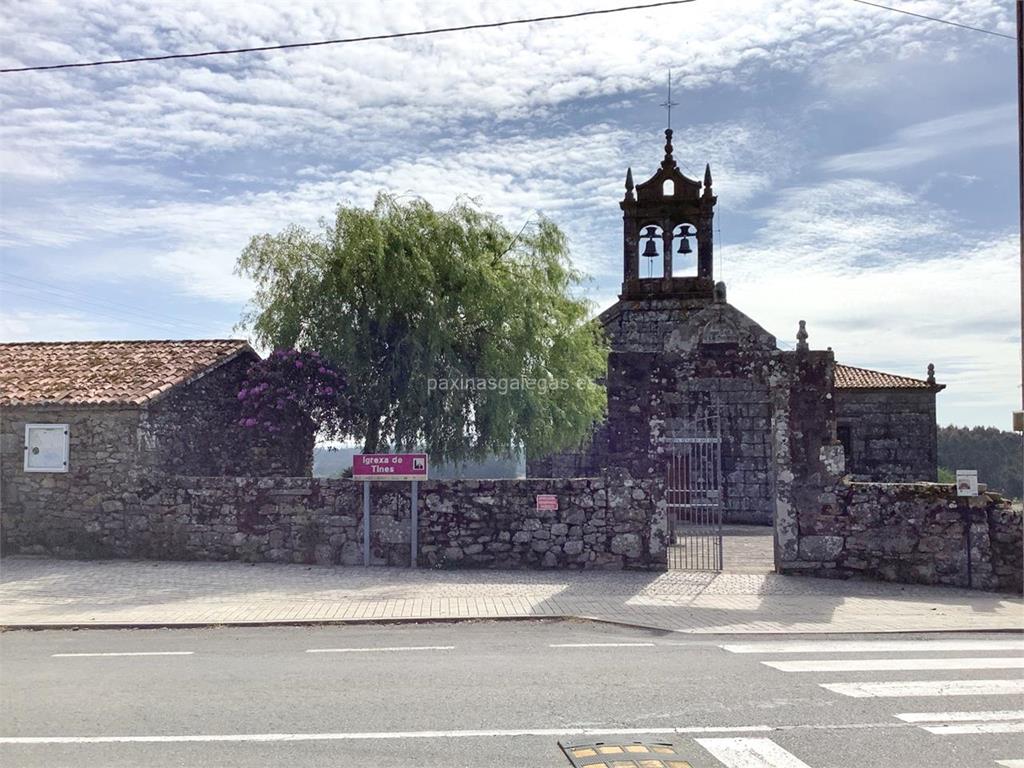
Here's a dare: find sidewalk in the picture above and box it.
[2,555,1021,634]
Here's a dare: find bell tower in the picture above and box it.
[620,128,716,300]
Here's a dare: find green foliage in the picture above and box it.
[237,193,607,464]
[936,466,954,484]
[938,424,1022,499]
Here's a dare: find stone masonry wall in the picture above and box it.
[143,353,313,477]
[1,358,315,553]
[779,480,1022,593]
[2,472,668,570]
[1,405,143,557]
[834,388,937,482]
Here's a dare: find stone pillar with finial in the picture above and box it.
[623,167,637,285]
[698,163,715,279]
[927,363,936,387]
[796,320,809,352]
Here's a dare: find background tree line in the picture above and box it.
[937,425,1022,499]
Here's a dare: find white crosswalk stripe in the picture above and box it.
[821,679,1024,698]
[720,640,1024,654]
[920,721,1024,735]
[696,737,813,768]
[996,760,1024,767]
[897,710,1024,723]
[763,657,1024,673]
[895,710,1024,736]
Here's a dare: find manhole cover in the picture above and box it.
[558,739,693,768]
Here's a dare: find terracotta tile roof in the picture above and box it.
[0,340,254,407]
[835,363,934,390]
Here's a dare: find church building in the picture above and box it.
[529,129,944,525]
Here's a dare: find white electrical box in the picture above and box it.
[24,424,69,473]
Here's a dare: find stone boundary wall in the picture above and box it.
[2,473,667,571]
[778,480,1022,593]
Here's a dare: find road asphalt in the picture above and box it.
[2,620,1022,767]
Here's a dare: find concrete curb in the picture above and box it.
[3,614,1022,634]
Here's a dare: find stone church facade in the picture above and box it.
[529,130,944,524]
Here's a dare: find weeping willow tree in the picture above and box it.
[236,193,607,464]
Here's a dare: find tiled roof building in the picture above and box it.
[834,363,941,391]
[1,340,314,556]
[0,339,252,406]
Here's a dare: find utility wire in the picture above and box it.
[1,286,199,333]
[0,0,697,74]
[848,0,1015,40]
[0,272,216,332]
[1,0,1011,74]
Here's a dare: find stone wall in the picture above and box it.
[142,353,313,477]
[2,472,668,570]
[1,406,142,556]
[834,388,937,482]
[779,480,1023,593]
[772,349,841,568]
[1,357,315,552]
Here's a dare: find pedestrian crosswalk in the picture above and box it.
[719,637,1024,766]
[720,640,1024,654]
[762,657,1024,673]
[696,737,812,768]
[820,678,1024,698]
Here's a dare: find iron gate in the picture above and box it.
[665,401,723,570]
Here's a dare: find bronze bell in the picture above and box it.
[641,227,659,258]
[676,224,693,254]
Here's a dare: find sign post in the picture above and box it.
[362,479,370,567]
[353,453,428,568]
[956,469,979,588]
[411,479,419,566]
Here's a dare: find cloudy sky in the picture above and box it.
[0,0,1018,428]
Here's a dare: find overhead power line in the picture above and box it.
[0,272,216,333]
[848,0,1015,40]
[0,0,697,74]
[1,0,1012,75]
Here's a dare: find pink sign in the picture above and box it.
[536,494,558,511]
[353,453,428,481]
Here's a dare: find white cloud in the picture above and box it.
[0,310,120,341]
[822,102,1015,173]
[721,178,1019,427]
[1,119,792,298]
[0,0,1011,164]
[0,0,1016,426]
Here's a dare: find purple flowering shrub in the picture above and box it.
[237,349,352,438]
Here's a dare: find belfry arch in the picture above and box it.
[621,129,716,298]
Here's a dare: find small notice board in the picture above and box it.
[955,469,978,497]
[536,494,558,511]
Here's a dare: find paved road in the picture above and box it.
[2,621,1022,767]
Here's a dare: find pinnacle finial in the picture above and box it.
[664,128,674,159]
[704,163,712,187]
[625,167,634,191]
[927,363,936,386]
[796,320,809,352]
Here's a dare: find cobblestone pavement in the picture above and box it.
[2,546,1021,633]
